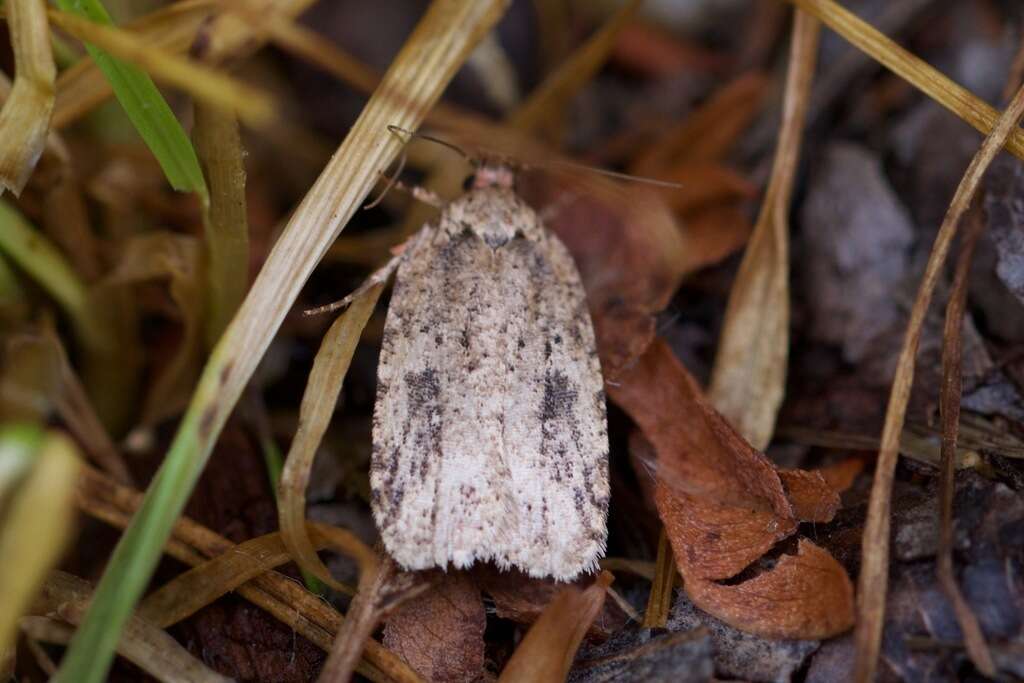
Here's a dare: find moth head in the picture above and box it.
[467,160,516,191]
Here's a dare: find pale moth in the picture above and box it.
[349,161,610,581]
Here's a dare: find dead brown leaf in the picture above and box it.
[655,162,757,215]
[497,571,613,683]
[476,566,627,640]
[611,340,855,637]
[684,539,854,640]
[630,72,770,175]
[674,204,754,275]
[611,339,796,580]
[383,571,485,683]
[778,469,840,523]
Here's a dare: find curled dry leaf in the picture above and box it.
[278,282,384,593]
[476,566,628,639]
[383,571,486,683]
[778,469,840,523]
[613,340,795,579]
[498,571,614,683]
[612,340,854,637]
[685,539,855,640]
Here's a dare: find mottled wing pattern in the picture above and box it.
[371,187,609,580]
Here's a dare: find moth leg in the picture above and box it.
[386,178,446,209]
[304,225,432,316]
[303,252,403,316]
[365,164,445,210]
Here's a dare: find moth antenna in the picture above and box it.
[386,124,472,162]
[542,159,683,189]
[364,149,409,210]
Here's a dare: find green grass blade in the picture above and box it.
[54,0,207,197]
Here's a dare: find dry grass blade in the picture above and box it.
[59,1,509,656]
[0,0,55,196]
[508,0,642,134]
[0,430,80,653]
[497,571,614,682]
[51,0,215,129]
[74,464,420,682]
[641,529,675,628]
[32,572,231,683]
[52,0,315,129]
[708,10,819,450]
[787,0,1024,161]
[193,105,250,347]
[936,209,996,676]
[138,524,373,628]
[48,9,275,127]
[279,283,384,593]
[853,81,1024,683]
[318,558,424,683]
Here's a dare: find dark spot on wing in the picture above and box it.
[540,370,578,422]
[405,368,441,407]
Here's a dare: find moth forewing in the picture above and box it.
[371,170,609,581]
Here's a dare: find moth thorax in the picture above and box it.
[450,186,531,249]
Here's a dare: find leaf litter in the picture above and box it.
[4,0,1024,681]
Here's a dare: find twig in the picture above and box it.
[642,529,676,628]
[853,78,1024,683]
[937,207,996,677]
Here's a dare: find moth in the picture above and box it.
[347,162,609,581]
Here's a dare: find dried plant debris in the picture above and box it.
[383,571,486,683]
[9,0,1024,680]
